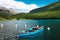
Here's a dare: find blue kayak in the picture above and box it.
[18,26,44,37]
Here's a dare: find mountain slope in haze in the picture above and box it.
[0,9,11,19]
[0,6,18,20]
[30,2,60,13]
[0,6,13,20]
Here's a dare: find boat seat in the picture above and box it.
[27,27,38,32]
[32,27,38,30]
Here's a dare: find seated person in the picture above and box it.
[32,27,38,30]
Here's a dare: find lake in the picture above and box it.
[0,19,60,40]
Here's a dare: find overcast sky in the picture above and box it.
[0,0,58,13]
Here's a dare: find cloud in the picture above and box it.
[0,0,38,13]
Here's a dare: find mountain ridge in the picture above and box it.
[30,2,60,13]
[0,2,60,20]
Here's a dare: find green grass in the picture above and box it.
[0,17,6,20]
[31,10,60,19]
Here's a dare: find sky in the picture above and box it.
[0,0,58,13]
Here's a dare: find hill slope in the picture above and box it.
[0,9,12,19]
[30,2,60,13]
[12,2,60,20]
[0,6,14,20]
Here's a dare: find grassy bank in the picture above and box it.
[0,17,6,20]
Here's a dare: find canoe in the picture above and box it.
[17,26,44,37]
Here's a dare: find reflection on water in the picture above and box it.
[0,20,60,40]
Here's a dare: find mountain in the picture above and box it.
[0,6,18,20]
[30,2,60,13]
[0,9,12,19]
[28,2,60,19]
[11,2,60,20]
[0,2,60,20]
[0,6,13,19]
[0,6,18,14]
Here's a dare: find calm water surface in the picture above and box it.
[0,19,60,40]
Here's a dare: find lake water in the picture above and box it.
[0,19,60,40]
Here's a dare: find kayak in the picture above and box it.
[18,26,44,37]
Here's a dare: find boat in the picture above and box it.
[17,25,44,37]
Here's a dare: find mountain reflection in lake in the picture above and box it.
[0,20,60,40]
